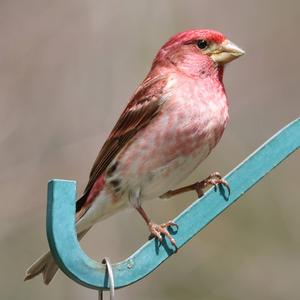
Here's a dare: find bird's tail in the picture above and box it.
[24,228,90,284]
[24,251,58,285]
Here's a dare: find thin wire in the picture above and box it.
[98,257,115,300]
[98,290,103,300]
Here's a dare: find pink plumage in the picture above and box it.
[25,29,244,284]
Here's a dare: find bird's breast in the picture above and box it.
[159,77,229,159]
[113,76,229,200]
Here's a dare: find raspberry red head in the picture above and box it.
[162,29,226,49]
[153,29,244,78]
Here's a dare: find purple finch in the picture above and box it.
[25,29,244,284]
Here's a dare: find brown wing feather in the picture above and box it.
[77,74,169,210]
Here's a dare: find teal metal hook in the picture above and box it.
[47,118,300,290]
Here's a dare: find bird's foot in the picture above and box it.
[148,220,178,250]
[192,172,230,197]
[161,171,230,199]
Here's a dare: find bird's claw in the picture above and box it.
[161,220,178,230]
[148,221,178,251]
[194,172,230,197]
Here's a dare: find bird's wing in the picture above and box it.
[76,74,170,212]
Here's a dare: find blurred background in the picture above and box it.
[1,0,299,299]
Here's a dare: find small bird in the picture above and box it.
[25,29,244,284]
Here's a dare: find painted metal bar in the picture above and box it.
[47,118,300,290]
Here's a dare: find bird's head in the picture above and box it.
[153,29,244,79]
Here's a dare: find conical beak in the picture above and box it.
[211,39,245,64]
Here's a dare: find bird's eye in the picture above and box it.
[197,39,208,50]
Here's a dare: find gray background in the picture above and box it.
[1,0,299,299]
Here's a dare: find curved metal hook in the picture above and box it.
[47,118,300,290]
[99,257,115,300]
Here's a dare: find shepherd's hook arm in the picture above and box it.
[47,118,300,290]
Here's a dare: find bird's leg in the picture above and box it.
[136,206,178,249]
[161,172,230,199]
